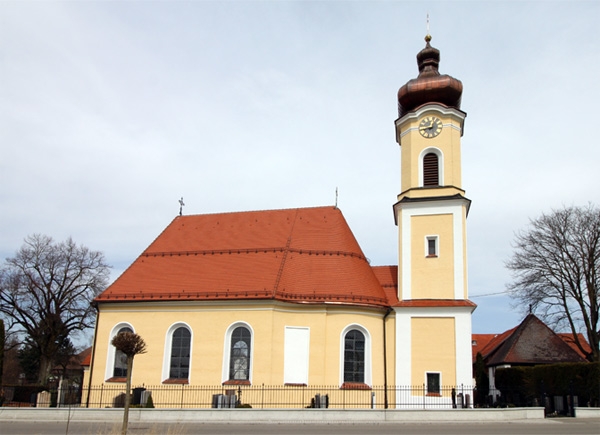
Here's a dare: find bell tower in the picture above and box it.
[393,34,475,400]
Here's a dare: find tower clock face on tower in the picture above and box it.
[419,116,443,138]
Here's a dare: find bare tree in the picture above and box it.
[112,331,147,435]
[0,234,109,383]
[506,204,599,362]
[0,319,4,383]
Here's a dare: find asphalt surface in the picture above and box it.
[1,418,599,435]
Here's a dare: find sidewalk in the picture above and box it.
[0,407,548,423]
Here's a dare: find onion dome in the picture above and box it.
[397,35,463,118]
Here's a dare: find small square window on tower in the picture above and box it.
[426,236,438,257]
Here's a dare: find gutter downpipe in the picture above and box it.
[382,307,393,409]
[85,303,100,408]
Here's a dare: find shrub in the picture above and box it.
[495,362,599,407]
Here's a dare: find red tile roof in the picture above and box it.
[95,206,390,308]
[79,347,92,367]
[372,265,399,305]
[472,330,515,362]
[53,347,92,370]
[558,333,592,360]
[472,334,494,361]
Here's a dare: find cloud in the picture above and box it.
[1,1,598,337]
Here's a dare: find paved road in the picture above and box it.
[1,419,599,435]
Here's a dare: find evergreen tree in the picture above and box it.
[474,352,489,406]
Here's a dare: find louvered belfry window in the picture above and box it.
[423,153,439,186]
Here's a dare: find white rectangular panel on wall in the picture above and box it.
[283,326,309,385]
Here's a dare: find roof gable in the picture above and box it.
[484,314,585,366]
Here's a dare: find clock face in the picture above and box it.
[419,116,443,138]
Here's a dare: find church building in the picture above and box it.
[84,34,476,409]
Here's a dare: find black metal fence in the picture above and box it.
[0,383,585,415]
[79,384,473,409]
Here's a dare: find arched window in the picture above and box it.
[113,326,133,378]
[343,329,365,383]
[423,152,439,186]
[229,326,251,381]
[169,327,191,379]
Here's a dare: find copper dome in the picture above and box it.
[397,35,463,118]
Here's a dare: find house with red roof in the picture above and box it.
[84,34,478,409]
[472,314,590,401]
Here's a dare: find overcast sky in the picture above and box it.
[2,1,599,343]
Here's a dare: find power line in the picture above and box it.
[471,291,510,298]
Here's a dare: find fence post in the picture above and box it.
[99,384,104,408]
[569,380,574,417]
[540,380,546,414]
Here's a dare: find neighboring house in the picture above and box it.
[52,347,92,384]
[85,34,477,409]
[472,314,590,401]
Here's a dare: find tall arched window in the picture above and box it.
[343,329,365,383]
[229,326,251,381]
[113,326,133,378]
[423,152,439,186]
[169,327,191,379]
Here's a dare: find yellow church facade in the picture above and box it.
[83,35,475,409]
[90,299,393,388]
